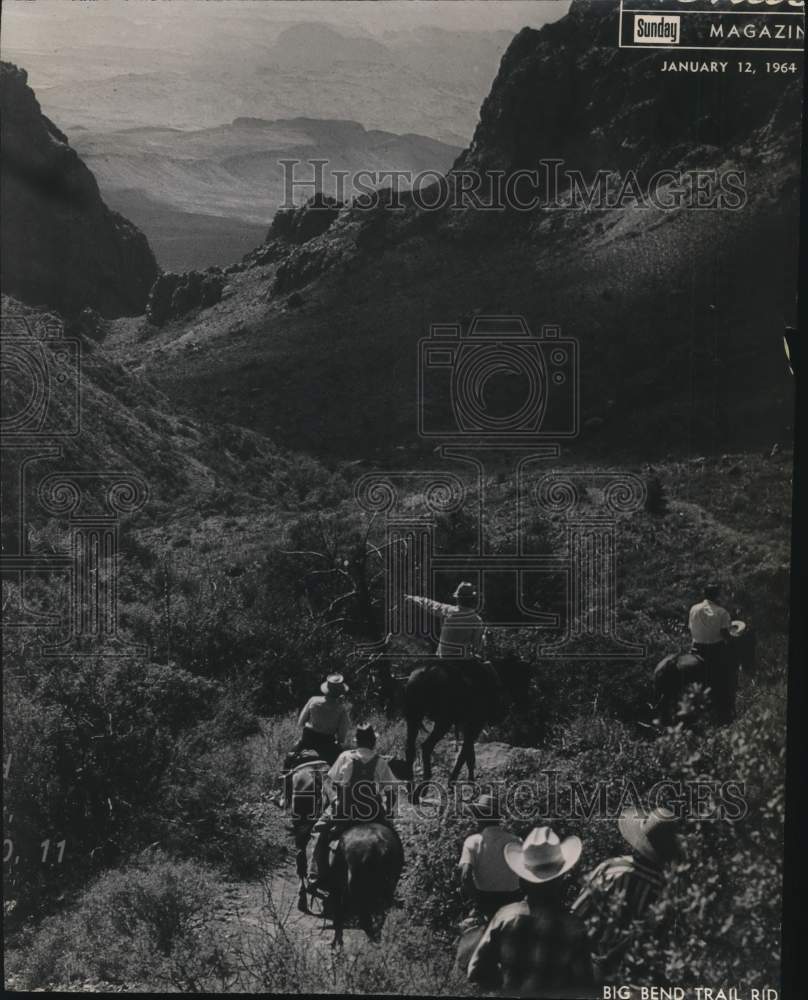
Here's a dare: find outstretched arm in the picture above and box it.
[403,595,455,619]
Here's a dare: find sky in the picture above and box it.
[2,1,570,53]
[0,0,571,138]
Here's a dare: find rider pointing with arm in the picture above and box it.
[404,582,484,659]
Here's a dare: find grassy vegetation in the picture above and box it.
[1,317,791,991]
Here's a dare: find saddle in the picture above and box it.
[283,747,327,774]
[279,749,330,811]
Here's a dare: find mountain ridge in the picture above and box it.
[99,0,798,461]
[0,61,159,318]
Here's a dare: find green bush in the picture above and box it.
[155,727,279,879]
[17,851,232,991]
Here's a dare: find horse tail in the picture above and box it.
[341,825,403,939]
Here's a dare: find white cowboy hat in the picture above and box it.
[729,620,747,638]
[321,673,349,696]
[503,826,582,884]
[618,806,682,864]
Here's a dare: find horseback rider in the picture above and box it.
[466,825,595,996]
[404,581,486,658]
[307,722,401,890]
[458,793,522,923]
[572,806,683,979]
[293,673,351,766]
[688,583,732,717]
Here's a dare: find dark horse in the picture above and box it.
[326,821,404,947]
[653,626,756,724]
[404,654,531,801]
[288,760,330,914]
[289,760,405,946]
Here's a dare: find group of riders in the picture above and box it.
[274,580,746,992]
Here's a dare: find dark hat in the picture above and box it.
[618,806,683,864]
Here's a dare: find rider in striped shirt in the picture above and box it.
[572,806,682,976]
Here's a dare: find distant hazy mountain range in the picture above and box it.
[6,21,517,144]
[7,19,504,270]
[70,116,461,271]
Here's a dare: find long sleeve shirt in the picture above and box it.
[404,595,484,658]
[297,695,350,744]
[467,900,595,997]
[571,854,665,966]
[688,599,731,645]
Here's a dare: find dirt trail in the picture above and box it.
[216,855,369,956]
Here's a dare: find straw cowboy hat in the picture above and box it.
[618,806,682,864]
[466,793,502,822]
[504,826,582,884]
[453,581,478,605]
[729,620,747,638]
[321,673,349,696]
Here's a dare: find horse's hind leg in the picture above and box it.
[421,719,452,785]
[294,831,311,913]
[449,725,479,783]
[405,717,419,784]
[331,893,344,949]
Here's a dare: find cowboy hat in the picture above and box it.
[618,806,682,864]
[729,620,747,638]
[466,793,501,821]
[321,673,349,696]
[503,826,582,884]
[453,581,478,604]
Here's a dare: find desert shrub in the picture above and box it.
[2,628,271,926]
[2,654,222,923]
[400,806,471,938]
[230,894,463,995]
[155,728,278,878]
[17,850,232,991]
[489,658,657,748]
[606,688,786,989]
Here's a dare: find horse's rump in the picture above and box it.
[290,763,329,827]
[335,822,404,910]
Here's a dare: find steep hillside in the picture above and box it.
[103,2,800,462]
[0,296,345,528]
[0,63,159,318]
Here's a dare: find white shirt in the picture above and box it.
[405,596,484,658]
[458,826,521,893]
[688,599,731,645]
[328,746,400,790]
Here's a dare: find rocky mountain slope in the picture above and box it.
[0,62,159,318]
[102,0,800,462]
